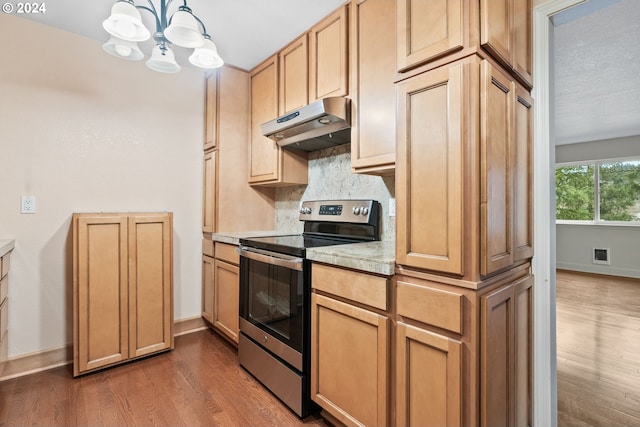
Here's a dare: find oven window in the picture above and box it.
[241,257,304,352]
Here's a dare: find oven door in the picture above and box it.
[238,246,307,371]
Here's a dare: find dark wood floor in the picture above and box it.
[556,270,640,427]
[0,329,331,427]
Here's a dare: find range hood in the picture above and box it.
[261,97,351,152]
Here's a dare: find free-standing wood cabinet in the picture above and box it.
[396,55,533,280]
[349,0,396,175]
[73,212,173,377]
[311,263,390,427]
[249,55,308,186]
[0,245,13,378]
[309,5,349,101]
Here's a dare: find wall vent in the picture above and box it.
[592,248,611,265]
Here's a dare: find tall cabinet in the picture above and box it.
[73,212,173,377]
[395,0,533,426]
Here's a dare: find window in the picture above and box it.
[556,159,640,223]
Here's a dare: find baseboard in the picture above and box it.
[556,262,640,279]
[0,316,210,382]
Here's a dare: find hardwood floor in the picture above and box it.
[556,270,640,427]
[0,329,330,427]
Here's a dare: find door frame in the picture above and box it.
[532,1,586,426]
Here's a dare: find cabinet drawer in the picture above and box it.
[0,298,7,342]
[312,263,388,311]
[202,239,214,257]
[397,280,463,334]
[215,242,239,265]
[1,254,9,279]
[0,276,7,303]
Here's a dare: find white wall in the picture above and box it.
[0,15,204,358]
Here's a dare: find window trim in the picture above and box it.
[555,156,640,226]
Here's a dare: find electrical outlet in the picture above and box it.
[21,196,36,214]
[389,198,396,217]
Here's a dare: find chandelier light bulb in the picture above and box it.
[103,36,144,60]
[102,1,150,42]
[115,44,133,57]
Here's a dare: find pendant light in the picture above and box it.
[102,0,223,73]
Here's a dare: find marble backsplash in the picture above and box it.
[275,144,395,242]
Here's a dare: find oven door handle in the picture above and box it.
[237,246,304,271]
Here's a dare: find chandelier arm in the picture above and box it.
[136,4,161,32]
[191,14,208,36]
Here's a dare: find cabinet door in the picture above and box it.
[396,322,462,427]
[311,293,389,427]
[481,60,514,276]
[279,34,308,115]
[203,149,217,233]
[213,259,239,344]
[514,275,533,427]
[204,71,218,151]
[128,214,173,358]
[74,215,129,375]
[396,0,463,72]
[249,55,280,184]
[513,88,533,262]
[512,0,532,87]
[350,0,396,175]
[480,0,512,73]
[202,255,214,324]
[396,64,464,275]
[309,6,348,101]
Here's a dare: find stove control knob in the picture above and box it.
[300,207,312,215]
[352,206,361,215]
[361,207,369,216]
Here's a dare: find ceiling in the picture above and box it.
[552,0,640,145]
[14,0,346,71]
[13,0,640,147]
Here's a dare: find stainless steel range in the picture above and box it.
[238,199,380,417]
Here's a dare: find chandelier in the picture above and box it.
[102,0,224,73]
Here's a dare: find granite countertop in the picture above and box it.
[0,239,15,257]
[211,230,294,246]
[307,240,395,276]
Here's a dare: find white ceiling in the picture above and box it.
[552,0,640,145]
[13,0,346,71]
[13,0,640,147]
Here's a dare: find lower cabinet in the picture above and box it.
[395,268,533,427]
[0,247,12,378]
[202,242,240,345]
[396,322,462,427]
[72,212,173,377]
[311,263,390,427]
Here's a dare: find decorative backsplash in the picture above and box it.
[275,144,395,242]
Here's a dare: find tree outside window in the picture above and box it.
[556,160,640,222]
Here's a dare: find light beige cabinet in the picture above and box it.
[0,248,12,378]
[204,71,218,151]
[202,242,240,345]
[249,55,308,186]
[202,149,217,234]
[396,56,533,280]
[73,212,173,377]
[396,0,532,88]
[311,263,390,427]
[309,5,349,101]
[349,0,396,175]
[279,34,309,115]
[395,268,533,427]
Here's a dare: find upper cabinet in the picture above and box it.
[396,56,533,280]
[350,0,396,175]
[249,55,308,186]
[396,0,532,88]
[204,71,218,151]
[309,5,349,101]
[279,34,309,115]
